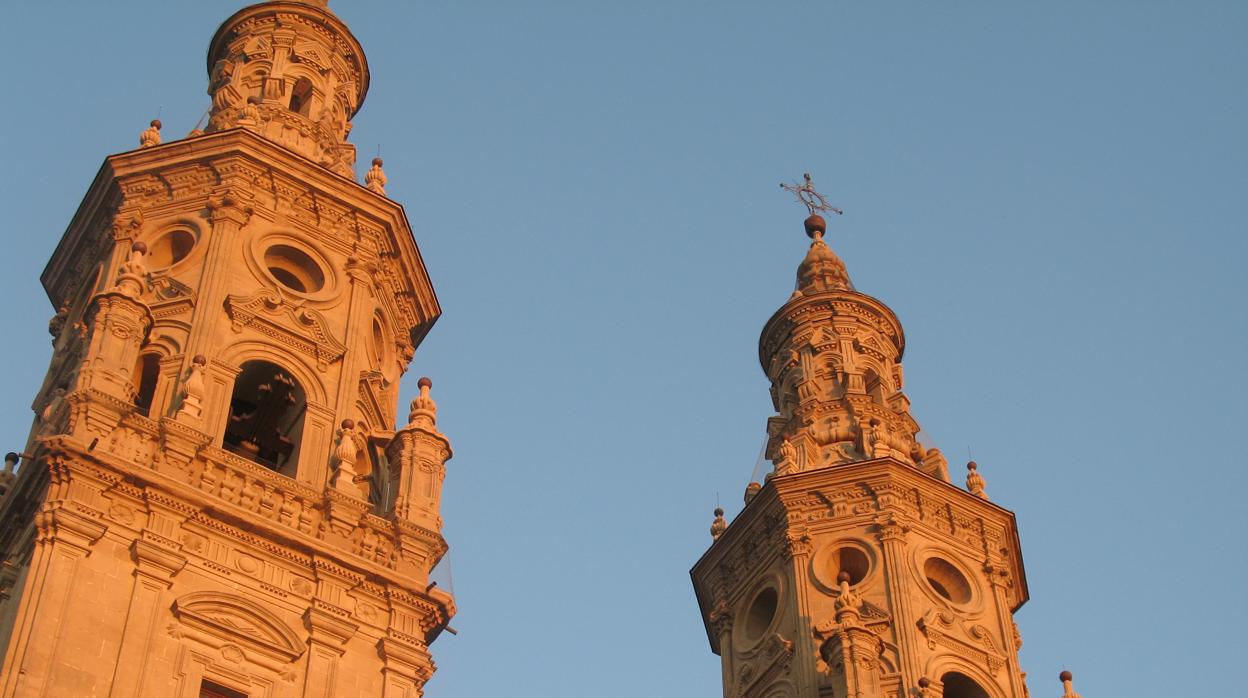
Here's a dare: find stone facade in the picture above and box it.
[691,212,1034,698]
[0,2,455,696]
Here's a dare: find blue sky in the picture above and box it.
[2,1,1245,695]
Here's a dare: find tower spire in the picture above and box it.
[693,175,1030,698]
[759,173,948,481]
[204,0,370,178]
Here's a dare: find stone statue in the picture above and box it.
[177,355,208,421]
[38,388,68,436]
[48,305,69,342]
[332,419,361,496]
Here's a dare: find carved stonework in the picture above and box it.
[224,291,347,370]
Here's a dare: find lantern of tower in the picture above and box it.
[0,3,456,696]
[692,182,1031,698]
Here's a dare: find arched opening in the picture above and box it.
[941,672,991,698]
[223,360,306,476]
[133,352,161,417]
[289,77,314,116]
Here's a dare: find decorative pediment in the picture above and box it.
[225,291,346,370]
[916,607,1005,675]
[292,41,329,72]
[172,591,304,663]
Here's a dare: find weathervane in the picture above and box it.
[780,173,843,218]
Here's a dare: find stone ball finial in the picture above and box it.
[967,461,978,471]
[192,354,207,365]
[372,157,384,167]
[341,419,355,429]
[418,376,432,389]
[4,452,17,464]
[804,213,826,238]
[837,571,851,584]
[1060,671,1073,682]
[918,677,931,688]
[131,241,148,255]
[150,119,162,129]
[714,507,724,516]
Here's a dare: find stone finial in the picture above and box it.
[331,419,362,495]
[176,355,208,421]
[114,242,149,298]
[239,96,261,126]
[365,157,387,195]
[3,452,17,474]
[916,677,935,698]
[743,481,762,505]
[833,571,861,621]
[775,438,798,474]
[406,376,437,427]
[139,119,162,148]
[965,461,987,499]
[1059,670,1081,698]
[710,507,728,541]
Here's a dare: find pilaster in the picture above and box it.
[302,606,359,698]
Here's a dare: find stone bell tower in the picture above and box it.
[691,176,1031,698]
[0,2,456,696]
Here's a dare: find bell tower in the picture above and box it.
[0,2,456,697]
[692,176,1031,698]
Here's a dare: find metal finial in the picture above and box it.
[780,172,843,217]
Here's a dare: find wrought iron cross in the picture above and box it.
[780,173,843,217]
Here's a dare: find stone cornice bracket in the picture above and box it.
[377,635,435,692]
[130,538,187,586]
[707,597,733,638]
[110,207,144,242]
[206,187,255,226]
[304,605,360,652]
[34,506,107,554]
[873,512,911,544]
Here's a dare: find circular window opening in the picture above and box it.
[744,587,778,641]
[828,546,870,586]
[148,229,195,268]
[264,244,325,293]
[924,557,973,604]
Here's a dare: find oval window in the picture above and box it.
[743,586,778,641]
[148,229,195,269]
[924,557,973,604]
[264,244,325,293]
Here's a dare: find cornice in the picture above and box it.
[40,129,440,347]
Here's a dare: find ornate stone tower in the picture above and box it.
[691,178,1031,698]
[0,2,456,696]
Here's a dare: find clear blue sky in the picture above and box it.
[2,1,1245,695]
